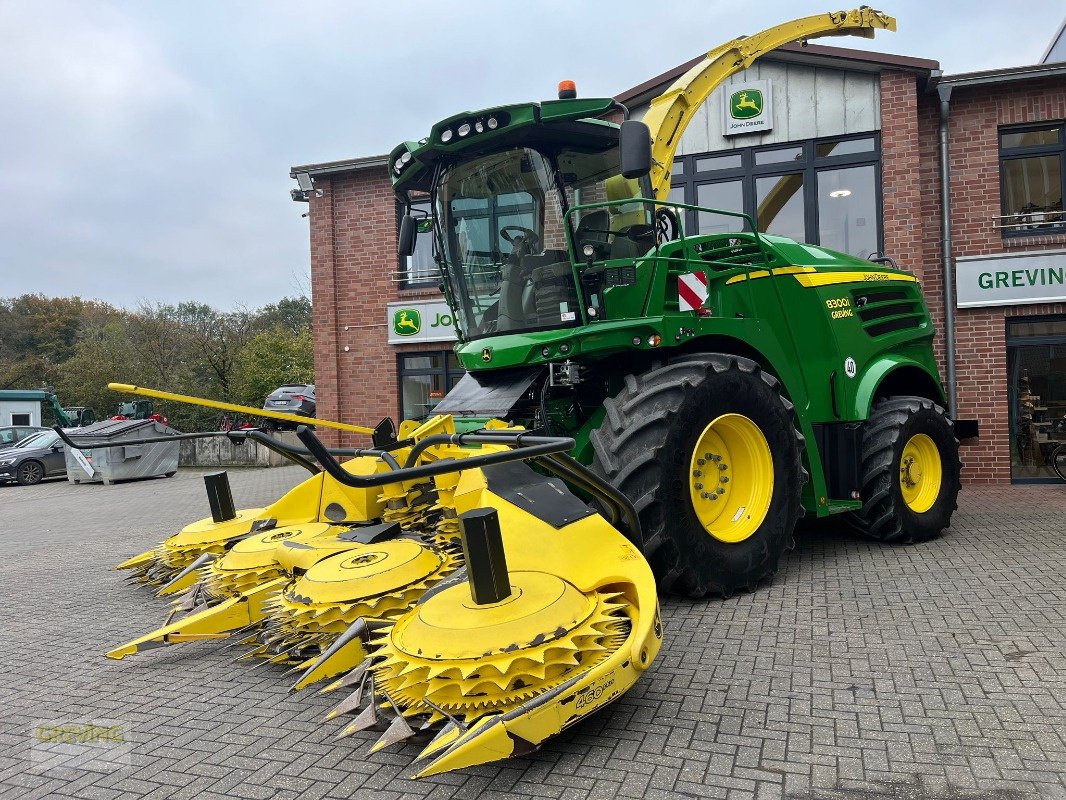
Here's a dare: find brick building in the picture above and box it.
[292,41,1066,483]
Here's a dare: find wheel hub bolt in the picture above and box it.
[701,492,710,499]
[721,477,729,484]
[695,483,703,490]
[719,464,728,471]
[697,459,706,466]
[717,487,725,495]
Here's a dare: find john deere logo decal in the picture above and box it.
[730,90,763,120]
[393,308,421,336]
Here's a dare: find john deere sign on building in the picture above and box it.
[722,80,773,136]
[386,301,457,344]
[956,249,1066,308]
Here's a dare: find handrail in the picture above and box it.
[534,451,643,548]
[298,425,644,545]
[564,197,775,317]
[642,8,896,199]
[297,426,575,488]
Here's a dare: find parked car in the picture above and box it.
[0,425,48,448]
[262,384,315,429]
[0,430,67,485]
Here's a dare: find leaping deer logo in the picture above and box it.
[730,89,764,119]
[736,93,759,112]
[393,309,421,335]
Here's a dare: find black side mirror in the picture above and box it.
[398,214,416,257]
[619,120,652,179]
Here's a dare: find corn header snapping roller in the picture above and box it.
[100,8,977,776]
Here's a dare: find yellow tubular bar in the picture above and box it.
[107,383,375,435]
[643,8,897,200]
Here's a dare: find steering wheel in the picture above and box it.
[655,207,680,244]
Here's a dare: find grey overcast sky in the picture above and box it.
[1,1,1063,310]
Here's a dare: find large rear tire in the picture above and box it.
[847,397,961,543]
[590,355,805,598]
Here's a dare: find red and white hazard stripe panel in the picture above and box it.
[677,271,708,312]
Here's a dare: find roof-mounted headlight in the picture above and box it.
[441,128,453,143]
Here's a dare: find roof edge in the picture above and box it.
[290,154,389,179]
[615,41,939,105]
[935,60,1066,88]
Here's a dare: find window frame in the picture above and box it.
[396,349,466,421]
[998,122,1066,239]
[672,132,883,256]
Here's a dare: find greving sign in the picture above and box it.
[955,249,1066,308]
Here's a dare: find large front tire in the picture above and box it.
[590,355,805,598]
[847,397,961,543]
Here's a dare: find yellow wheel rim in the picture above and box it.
[899,433,942,513]
[688,413,774,543]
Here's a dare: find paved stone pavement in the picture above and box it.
[1,468,1064,800]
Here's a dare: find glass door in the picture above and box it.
[1007,316,1066,481]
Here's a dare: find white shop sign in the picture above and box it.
[386,301,457,345]
[955,249,1066,308]
[722,80,773,136]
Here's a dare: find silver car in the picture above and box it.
[262,384,316,430]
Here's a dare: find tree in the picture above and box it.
[53,318,138,419]
[0,292,314,432]
[254,296,313,336]
[234,325,315,408]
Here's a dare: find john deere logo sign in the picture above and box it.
[723,80,772,136]
[392,308,421,337]
[386,301,457,345]
[729,90,763,119]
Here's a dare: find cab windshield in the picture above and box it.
[434,144,644,340]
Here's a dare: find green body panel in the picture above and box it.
[392,106,946,518]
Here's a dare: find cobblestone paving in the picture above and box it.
[1,468,1064,800]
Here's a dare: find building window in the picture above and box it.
[1007,315,1066,481]
[398,351,465,421]
[10,413,30,426]
[1000,124,1065,235]
[672,133,882,258]
[399,199,438,289]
